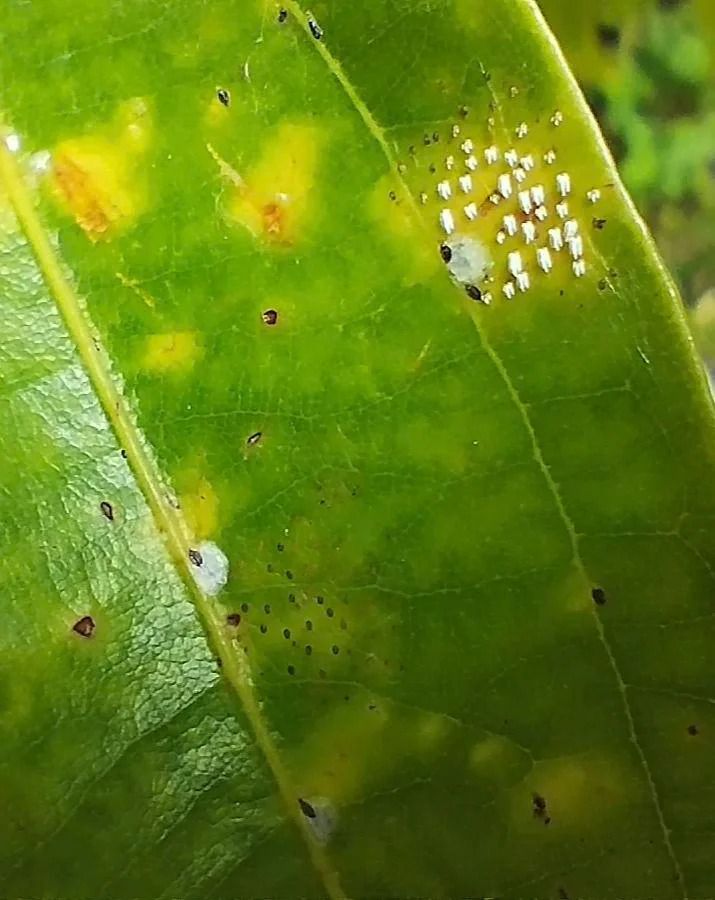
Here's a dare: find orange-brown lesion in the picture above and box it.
[52,152,123,241]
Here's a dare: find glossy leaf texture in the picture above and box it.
[1,1,715,897]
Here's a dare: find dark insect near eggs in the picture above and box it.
[440,243,452,263]
[216,88,230,107]
[278,7,288,22]
[188,548,203,567]
[465,284,483,303]
[308,17,323,40]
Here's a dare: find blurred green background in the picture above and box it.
[539,0,715,370]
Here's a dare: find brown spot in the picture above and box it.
[247,431,262,446]
[592,587,607,606]
[226,613,241,626]
[298,797,317,818]
[73,615,95,638]
[687,724,699,736]
[262,308,278,325]
[100,501,114,521]
[262,202,284,237]
[532,792,549,823]
[287,664,295,675]
[189,548,203,567]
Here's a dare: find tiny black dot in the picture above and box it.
[459,105,469,118]
[264,603,271,614]
[283,627,291,639]
[277,542,284,552]
[217,88,231,107]
[440,243,452,263]
[305,645,312,656]
[120,449,127,458]
[592,587,607,606]
[241,602,249,613]
[316,596,324,605]
[388,190,397,201]
[277,7,287,22]
[687,724,699,736]
[593,217,607,230]
[287,664,295,675]
[423,134,431,146]
[597,23,621,49]
[260,624,268,634]
[305,620,313,631]
[331,644,339,655]
[262,308,278,326]
[72,615,95,638]
[288,593,296,603]
[286,570,294,580]
[326,607,334,618]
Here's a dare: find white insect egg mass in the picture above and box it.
[405,104,600,304]
[190,541,230,597]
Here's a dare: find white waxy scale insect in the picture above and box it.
[520,155,535,172]
[568,235,584,259]
[503,281,516,299]
[419,192,428,205]
[587,189,601,204]
[516,122,528,139]
[461,138,474,154]
[573,259,586,277]
[548,227,564,251]
[535,205,548,222]
[563,219,579,239]
[437,180,452,200]
[513,167,527,183]
[556,173,571,197]
[439,209,455,235]
[452,124,461,138]
[556,201,569,219]
[530,184,546,206]
[521,221,536,244]
[503,214,518,236]
[505,149,519,167]
[459,174,473,194]
[482,291,493,304]
[497,173,513,199]
[5,133,20,153]
[496,230,506,245]
[445,155,455,171]
[537,247,553,273]
[508,251,523,276]
[518,190,532,214]
[544,149,557,165]
[464,202,478,221]
[489,193,501,205]
[509,85,519,98]
[465,155,478,172]
[516,271,530,292]
[484,145,500,165]
[551,110,564,127]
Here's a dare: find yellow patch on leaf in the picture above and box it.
[142,331,202,373]
[181,476,219,540]
[224,122,321,245]
[51,98,151,242]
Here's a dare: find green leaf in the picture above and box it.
[1,1,714,897]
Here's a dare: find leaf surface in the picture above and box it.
[1,1,715,897]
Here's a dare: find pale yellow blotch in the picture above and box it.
[116,272,156,309]
[180,475,219,540]
[51,98,151,242]
[223,122,322,245]
[142,332,202,373]
[368,174,439,285]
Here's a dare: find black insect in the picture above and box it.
[278,8,288,23]
[217,88,230,107]
[440,243,452,263]
[308,17,323,40]
[465,284,483,303]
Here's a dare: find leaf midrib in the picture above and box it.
[0,142,345,900]
[284,0,687,892]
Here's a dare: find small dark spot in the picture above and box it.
[277,7,288,22]
[428,163,436,174]
[458,105,469,118]
[264,603,271,614]
[593,217,607,230]
[408,145,416,156]
[216,657,223,668]
[100,501,114,521]
[226,613,241,626]
[277,542,284,552]
[465,284,483,303]
[260,624,268,634]
[307,17,323,40]
[331,644,339,655]
[432,131,439,143]
[440,243,452,263]
[592,587,607,606]
[217,88,231,107]
[188,548,203,567]
[287,664,295,675]
[120,448,127,458]
[247,431,262,446]
[687,724,699,736]
[288,593,296,603]
[368,704,377,711]
[283,627,291,639]
[286,570,294,580]
[298,797,317,818]
[305,619,313,631]
[423,134,431,146]
[262,308,278,325]
[559,289,565,297]
[598,278,608,292]
[266,563,273,573]
[241,602,249,613]
[73,615,95,638]
[597,23,621,49]
[532,792,548,820]
[305,645,312,656]
[326,607,334,618]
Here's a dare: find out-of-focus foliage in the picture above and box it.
[540,0,715,365]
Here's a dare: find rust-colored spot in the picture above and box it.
[73,615,95,638]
